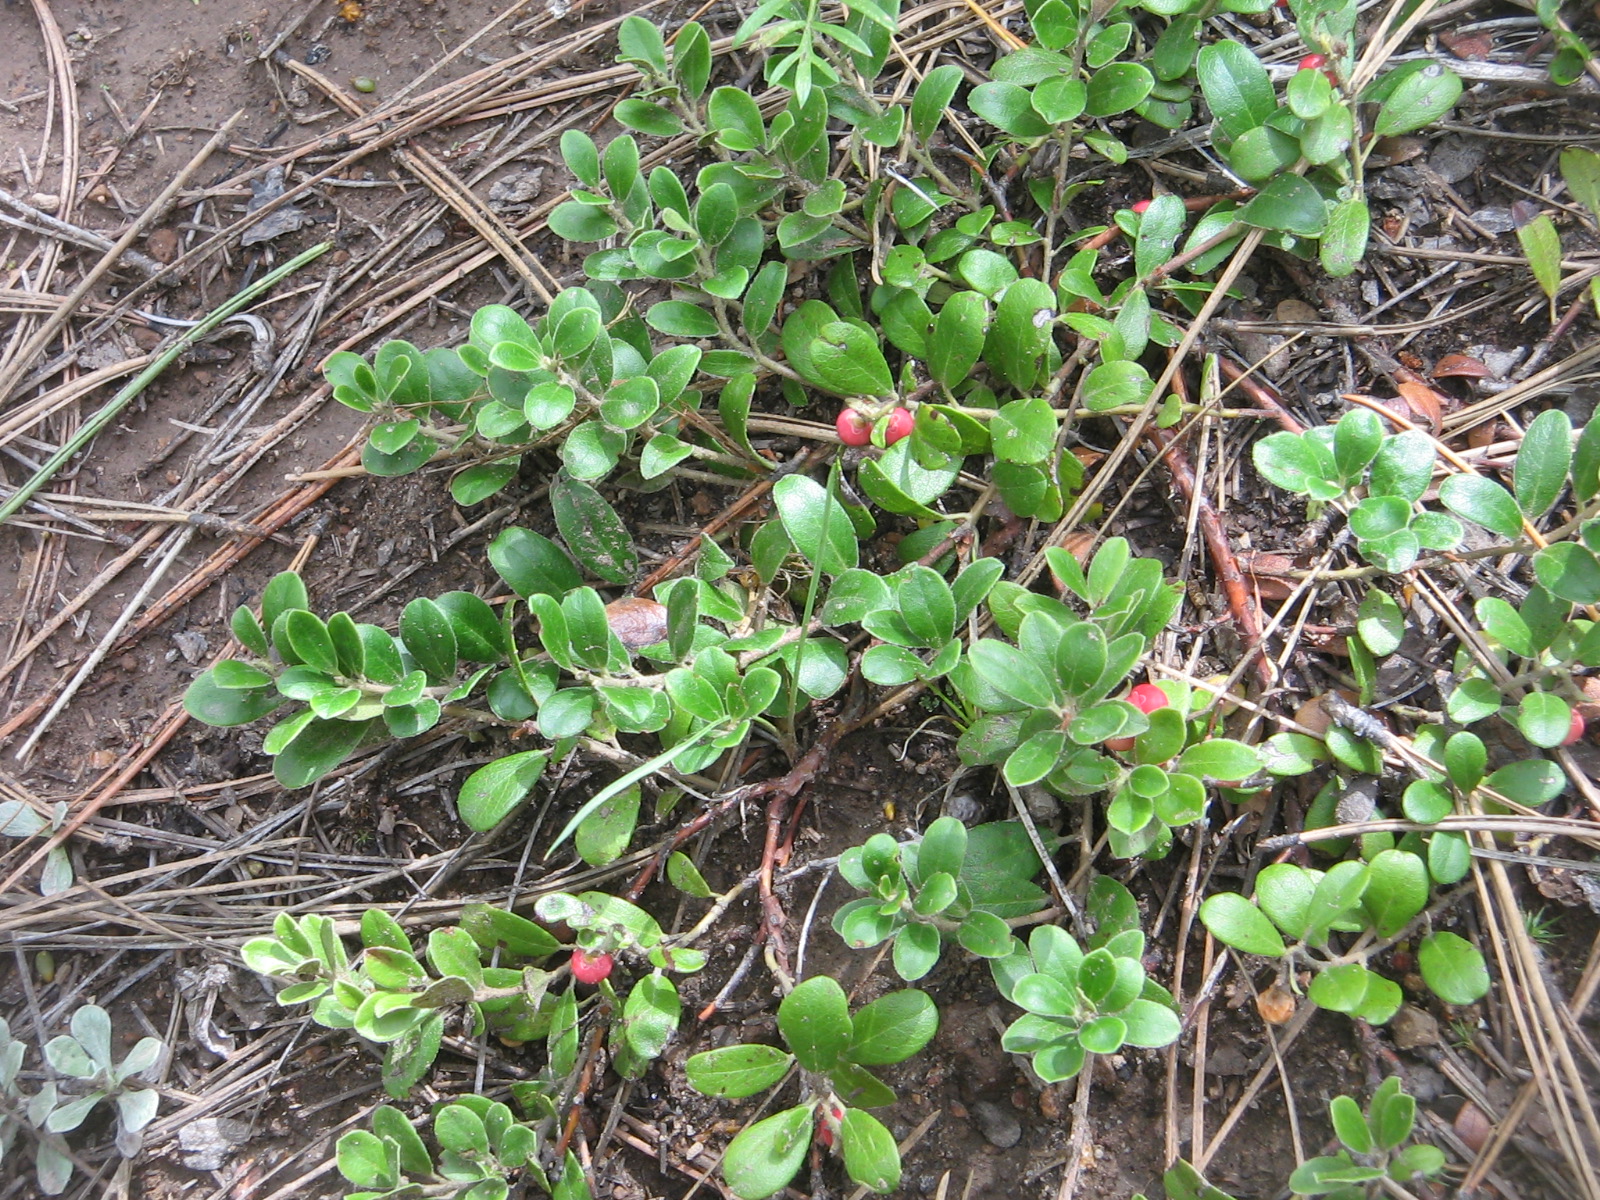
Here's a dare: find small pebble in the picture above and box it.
[1390,1004,1441,1050]
[972,1099,1022,1148]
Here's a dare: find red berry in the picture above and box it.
[1131,199,1151,214]
[884,407,914,445]
[1127,683,1169,714]
[570,949,612,984]
[1107,684,1168,753]
[1298,53,1327,71]
[836,408,873,446]
[1564,711,1587,746]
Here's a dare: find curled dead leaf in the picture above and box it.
[1396,380,1445,432]
[1439,30,1494,59]
[1432,353,1493,379]
[605,596,669,650]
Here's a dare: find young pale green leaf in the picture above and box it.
[685,1044,793,1098]
[1254,431,1332,496]
[847,989,938,1065]
[574,781,640,866]
[1418,931,1489,1004]
[1517,214,1563,301]
[1439,474,1523,538]
[1372,64,1462,135]
[1320,197,1370,277]
[892,923,941,980]
[1364,849,1429,938]
[184,672,284,727]
[838,1107,901,1193]
[722,1105,814,1200]
[777,976,852,1072]
[1198,894,1286,957]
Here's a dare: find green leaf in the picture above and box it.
[615,98,682,137]
[969,81,1053,138]
[1374,64,1462,136]
[1239,175,1328,236]
[1357,589,1405,656]
[1515,408,1572,517]
[1196,40,1277,140]
[1085,62,1154,116]
[1562,147,1600,223]
[1440,474,1523,538]
[457,750,548,832]
[489,529,580,603]
[968,638,1061,710]
[987,278,1056,390]
[1198,894,1286,957]
[1320,197,1370,277]
[809,321,893,397]
[839,1108,901,1193]
[778,976,851,1071]
[1418,931,1489,1004]
[990,396,1058,464]
[574,781,640,865]
[274,717,374,788]
[911,64,963,143]
[1364,849,1429,938]
[1256,863,1317,940]
[722,1105,814,1200]
[183,672,284,726]
[400,597,458,682]
[772,474,858,574]
[1534,543,1600,604]
[928,291,989,390]
[686,1044,793,1098]
[1177,739,1260,781]
[337,1130,398,1189]
[1516,214,1565,305]
[848,989,938,1065]
[646,300,719,338]
[551,474,638,586]
[1371,430,1434,502]
[1517,691,1573,748]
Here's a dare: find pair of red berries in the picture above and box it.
[1105,683,1168,753]
[1297,52,1339,83]
[836,406,913,447]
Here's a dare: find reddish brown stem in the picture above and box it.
[1147,416,1275,693]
